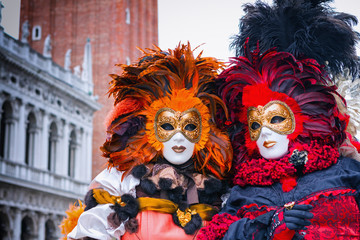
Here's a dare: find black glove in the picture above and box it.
[284,204,313,230]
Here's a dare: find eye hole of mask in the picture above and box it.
[161,123,175,131]
[270,116,286,124]
[184,123,197,131]
[251,122,261,130]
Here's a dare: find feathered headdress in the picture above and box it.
[101,43,232,179]
[231,0,360,78]
[218,41,347,165]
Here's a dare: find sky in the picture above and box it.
[1,0,360,61]
[157,0,360,61]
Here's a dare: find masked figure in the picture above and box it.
[60,44,232,240]
[198,1,360,238]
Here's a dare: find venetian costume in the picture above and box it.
[60,44,232,239]
[198,0,360,239]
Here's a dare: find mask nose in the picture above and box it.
[172,132,185,143]
[259,127,272,137]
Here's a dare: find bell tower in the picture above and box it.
[19,0,159,177]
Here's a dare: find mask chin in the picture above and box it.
[256,127,290,160]
[162,132,195,165]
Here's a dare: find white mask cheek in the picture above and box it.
[256,127,290,160]
[162,132,195,165]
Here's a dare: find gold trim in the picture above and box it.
[154,107,202,143]
[247,100,296,141]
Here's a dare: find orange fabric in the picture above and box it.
[122,211,208,240]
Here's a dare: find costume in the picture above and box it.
[60,44,232,239]
[198,0,360,239]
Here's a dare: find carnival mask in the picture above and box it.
[247,100,295,141]
[155,107,202,143]
[162,132,196,165]
[256,127,290,159]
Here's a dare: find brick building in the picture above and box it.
[20,0,159,178]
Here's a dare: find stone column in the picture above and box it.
[37,213,45,240]
[59,120,69,176]
[15,100,25,163]
[39,112,49,170]
[13,208,21,240]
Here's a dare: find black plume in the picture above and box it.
[231,0,359,77]
[84,190,98,211]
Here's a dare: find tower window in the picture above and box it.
[125,8,131,24]
[32,26,42,41]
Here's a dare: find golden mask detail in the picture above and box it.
[154,107,202,143]
[247,100,295,141]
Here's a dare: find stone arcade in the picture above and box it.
[0,26,100,239]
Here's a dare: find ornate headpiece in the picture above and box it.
[218,42,347,166]
[231,0,359,78]
[101,43,232,179]
[218,0,359,169]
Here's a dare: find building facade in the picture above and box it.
[0,26,100,239]
[19,0,159,178]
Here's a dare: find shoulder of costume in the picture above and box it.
[337,156,360,171]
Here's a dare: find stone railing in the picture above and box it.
[0,27,93,96]
[0,158,88,197]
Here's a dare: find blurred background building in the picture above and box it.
[0,0,158,239]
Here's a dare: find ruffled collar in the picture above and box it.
[233,141,340,192]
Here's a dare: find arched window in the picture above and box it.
[25,112,37,165]
[21,216,34,240]
[45,219,56,240]
[0,212,10,239]
[0,101,13,160]
[47,122,58,172]
[68,130,77,178]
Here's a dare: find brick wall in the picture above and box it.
[20,0,159,178]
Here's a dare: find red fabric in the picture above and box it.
[235,189,359,240]
[122,210,207,240]
[299,193,360,239]
[272,210,295,240]
[272,229,295,240]
[280,176,297,192]
[233,141,339,188]
[237,203,276,219]
[196,213,239,240]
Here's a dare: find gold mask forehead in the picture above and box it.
[154,107,202,143]
[247,100,295,141]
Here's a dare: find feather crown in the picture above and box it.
[218,41,347,164]
[231,0,360,78]
[102,43,232,179]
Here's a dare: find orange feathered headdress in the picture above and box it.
[101,43,232,179]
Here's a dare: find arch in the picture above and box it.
[45,219,56,240]
[21,216,34,240]
[47,122,58,172]
[0,101,14,159]
[25,112,37,165]
[0,211,11,240]
[68,130,77,177]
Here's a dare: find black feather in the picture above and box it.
[158,178,173,190]
[183,213,202,234]
[140,179,157,195]
[231,0,359,78]
[168,186,185,204]
[111,194,139,221]
[131,164,147,179]
[84,190,98,211]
